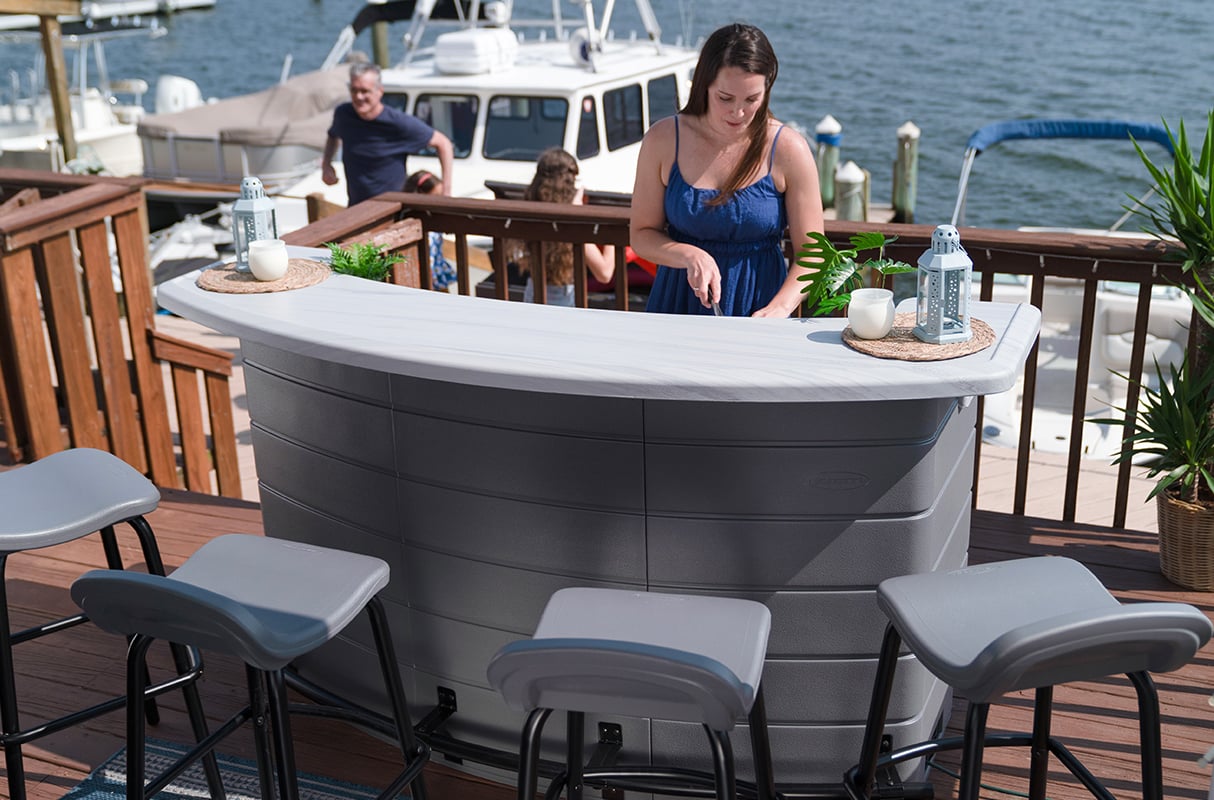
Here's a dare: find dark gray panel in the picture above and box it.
[390,372,643,438]
[759,655,936,724]
[403,546,640,634]
[398,480,646,581]
[245,363,396,470]
[644,403,974,517]
[646,422,974,589]
[406,607,520,689]
[644,397,958,444]
[260,489,409,606]
[242,340,392,402]
[252,428,399,536]
[394,413,645,510]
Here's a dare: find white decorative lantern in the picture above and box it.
[914,224,972,344]
[231,177,278,272]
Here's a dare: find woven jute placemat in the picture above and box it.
[196,259,331,294]
[842,313,995,361]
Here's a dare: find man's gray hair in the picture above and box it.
[348,62,382,87]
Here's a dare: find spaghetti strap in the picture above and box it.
[767,124,785,174]
[674,114,681,159]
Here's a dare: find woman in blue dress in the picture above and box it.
[631,23,824,317]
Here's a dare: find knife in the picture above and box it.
[711,300,724,317]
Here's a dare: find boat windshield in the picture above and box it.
[414,93,478,158]
[484,95,568,162]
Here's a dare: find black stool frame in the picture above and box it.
[0,515,223,800]
[123,594,429,800]
[844,624,1166,800]
[514,687,777,800]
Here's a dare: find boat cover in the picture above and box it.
[964,119,1175,156]
[136,67,349,148]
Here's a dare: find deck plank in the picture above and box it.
[2,471,1213,799]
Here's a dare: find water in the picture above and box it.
[4,0,1211,230]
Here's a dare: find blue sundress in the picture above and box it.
[645,117,788,316]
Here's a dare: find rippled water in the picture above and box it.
[4,0,1210,230]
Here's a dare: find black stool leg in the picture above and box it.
[366,595,429,800]
[125,634,156,800]
[850,623,903,798]
[746,685,777,800]
[0,553,28,800]
[704,725,737,800]
[247,664,278,800]
[518,707,553,800]
[267,668,301,800]
[957,702,990,800]
[1028,686,1053,800]
[99,524,161,727]
[1129,671,1164,800]
[566,710,585,800]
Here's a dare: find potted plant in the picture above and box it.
[795,230,914,316]
[324,241,404,283]
[1115,109,1214,588]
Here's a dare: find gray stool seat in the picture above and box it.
[0,448,159,553]
[848,556,1214,800]
[73,533,390,671]
[877,556,1212,704]
[488,587,775,800]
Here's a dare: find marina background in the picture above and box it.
[3,0,1210,231]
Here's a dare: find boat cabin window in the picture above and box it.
[384,93,409,113]
[647,75,679,127]
[414,93,478,158]
[603,84,643,151]
[576,96,600,160]
[484,95,568,162]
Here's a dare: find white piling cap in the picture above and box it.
[835,160,865,184]
[897,121,921,140]
[815,114,842,135]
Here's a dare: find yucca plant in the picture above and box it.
[1128,110,1214,378]
[795,231,914,316]
[1096,356,1214,506]
[324,241,403,283]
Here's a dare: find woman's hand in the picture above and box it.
[751,291,800,318]
[685,250,722,308]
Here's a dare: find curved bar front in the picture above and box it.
[159,271,1040,786]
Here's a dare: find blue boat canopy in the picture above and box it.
[964,119,1175,157]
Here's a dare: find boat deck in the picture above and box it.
[4,475,1211,799]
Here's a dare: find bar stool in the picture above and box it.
[71,533,429,800]
[487,587,775,800]
[845,556,1213,800]
[0,447,221,800]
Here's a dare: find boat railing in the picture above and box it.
[0,168,241,497]
[284,194,1194,530]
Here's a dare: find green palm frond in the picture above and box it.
[796,232,914,317]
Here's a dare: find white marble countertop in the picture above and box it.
[159,264,1040,403]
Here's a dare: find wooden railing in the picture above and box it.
[282,193,1194,530]
[0,169,240,497]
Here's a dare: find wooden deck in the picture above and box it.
[3,472,1212,800]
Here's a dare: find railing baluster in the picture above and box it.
[1062,279,1100,521]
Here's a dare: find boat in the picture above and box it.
[135,0,701,232]
[0,0,216,32]
[950,118,1193,459]
[0,17,208,176]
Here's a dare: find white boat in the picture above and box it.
[0,0,216,32]
[951,119,1193,459]
[136,0,701,232]
[0,17,208,176]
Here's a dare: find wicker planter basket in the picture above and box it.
[1157,492,1214,591]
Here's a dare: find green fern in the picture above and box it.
[796,231,914,316]
[324,241,403,282]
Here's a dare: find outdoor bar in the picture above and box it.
[158,267,1040,786]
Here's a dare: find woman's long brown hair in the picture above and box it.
[520,148,579,285]
[681,23,779,206]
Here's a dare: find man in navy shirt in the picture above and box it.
[322,62,454,205]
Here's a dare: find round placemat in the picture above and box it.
[842,313,995,361]
[196,259,331,294]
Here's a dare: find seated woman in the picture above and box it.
[514,148,615,306]
[404,170,457,291]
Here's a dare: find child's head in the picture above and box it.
[525,148,578,204]
[405,170,442,194]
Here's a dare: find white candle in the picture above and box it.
[847,288,895,339]
[248,239,289,282]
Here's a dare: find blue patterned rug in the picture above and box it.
[64,738,381,800]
